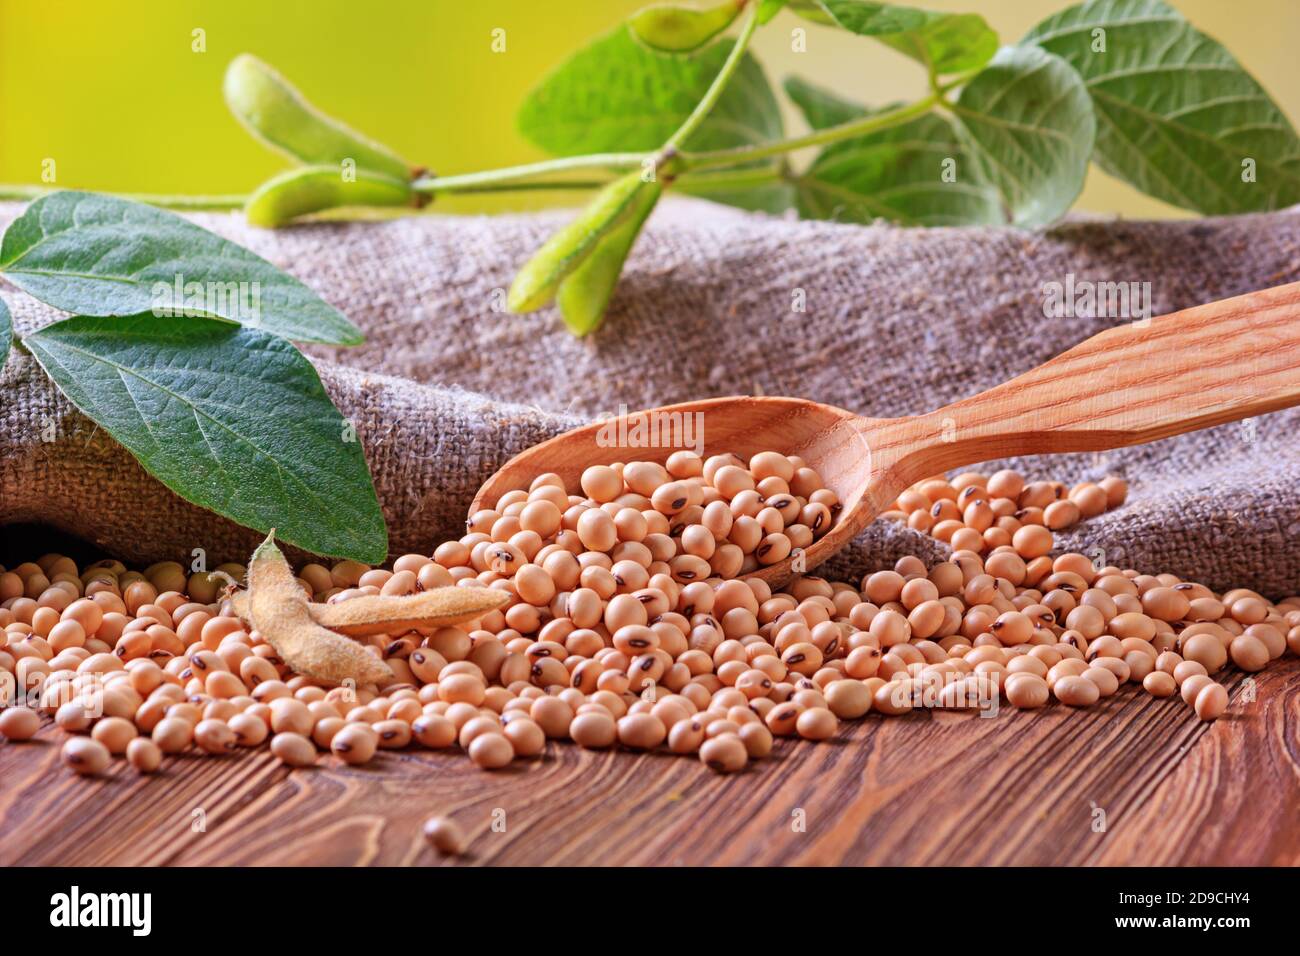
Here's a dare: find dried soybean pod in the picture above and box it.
[223,54,414,182]
[308,587,510,636]
[555,180,662,335]
[247,533,391,686]
[507,172,656,313]
[244,166,419,229]
[628,1,744,53]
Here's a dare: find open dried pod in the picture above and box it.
[229,584,507,637]
[246,532,392,686]
[312,587,509,636]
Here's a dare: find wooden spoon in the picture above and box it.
[472,281,1300,587]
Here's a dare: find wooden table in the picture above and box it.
[2,659,1295,867]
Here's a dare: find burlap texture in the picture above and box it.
[1,199,1297,596]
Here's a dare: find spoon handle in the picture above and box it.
[902,280,1300,469]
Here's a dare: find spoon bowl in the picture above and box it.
[471,396,891,585]
[472,281,1300,587]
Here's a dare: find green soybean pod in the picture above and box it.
[224,54,414,183]
[556,180,661,336]
[507,171,652,313]
[628,1,744,53]
[244,166,420,228]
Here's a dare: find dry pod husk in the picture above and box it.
[246,532,392,685]
[230,584,507,636]
[310,587,509,635]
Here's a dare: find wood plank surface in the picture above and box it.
[2,658,1295,867]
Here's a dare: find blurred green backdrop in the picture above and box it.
[3,0,1298,217]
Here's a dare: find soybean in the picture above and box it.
[1193,682,1229,721]
[271,732,318,768]
[0,707,41,740]
[699,734,747,773]
[62,737,111,776]
[423,815,467,856]
[126,737,163,774]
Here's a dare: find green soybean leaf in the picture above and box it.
[815,1,998,75]
[24,313,386,563]
[810,0,927,33]
[797,117,1003,226]
[245,166,418,228]
[508,172,656,313]
[518,26,782,155]
[785,77,1002,225]
[877,13,999,75]
[557,181,662,335]
[224,54,413,183]
[756,0,788,25]
[788,0,845,26]
[949,45,1095,227]
[784,74,872,129]
[629,1,744,54]
[0,298,10,371]
[0,191,363,346]
[1024,0,1300,214]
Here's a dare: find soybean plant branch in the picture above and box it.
[0,185,246,209]
[411,153,648,194]
[0,179,622,210]
[414,94,945,195]
[0,93,943,209]
[679,94,945,171]
[664,5,761,153]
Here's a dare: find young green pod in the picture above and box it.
[243,166,421,228]
[556,179,661,335]
[507,171,655,313]
[628,1,745,53]
[224,53,414,182]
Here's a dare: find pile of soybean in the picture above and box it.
[2,452,1298,780]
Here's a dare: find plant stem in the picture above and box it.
[677,164,786,191]
[415,88,941,193]
[664,4,761,153]
[0,177,622,210]
[435,180,613,194]
[412,153,645,194]
[0,184,246,209]
[681,93,944,170]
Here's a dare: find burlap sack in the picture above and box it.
[2,198,1297,596]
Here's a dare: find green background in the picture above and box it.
[3,0,1298,217]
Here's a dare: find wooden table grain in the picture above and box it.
[2,659,1295,867]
